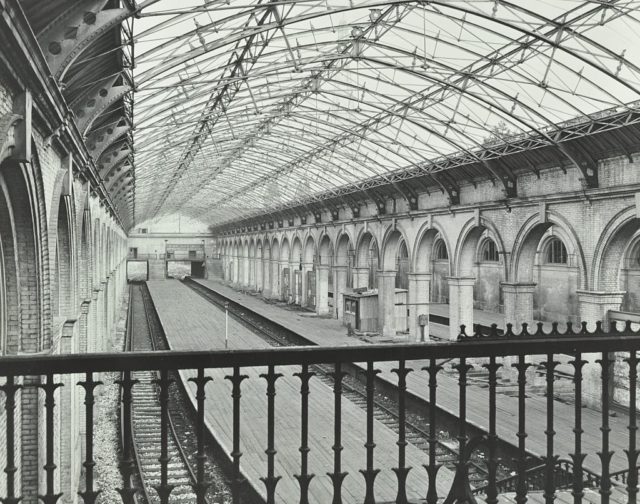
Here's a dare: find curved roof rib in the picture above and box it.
[131,0,640,229]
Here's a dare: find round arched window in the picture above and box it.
[545,238,568,264]
[434,238,448,260]
[480,238,500,262]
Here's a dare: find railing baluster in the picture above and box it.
[294,365,315,504]
[570,352,587,503]
[225,366,248,504]
[361,361,381,504]
[482,356,501,504]
[514,355,531,504]
[78,372,103,504]
[392,360,411,504]
[626,351,639,503]
[260,365,282,504]
[543,353,559,503]
[154,369,174,503]
[39,373,63,504]
[1,376,21,504]
[188,368,213,504]
[598,352,614,504]
[327,362,348,504]
[443,357,475,504]
[423,358,442,504]
[116,371,139,504]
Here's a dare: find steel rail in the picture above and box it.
[137,282,211,504]
[123,284,153,504]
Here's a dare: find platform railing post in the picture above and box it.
[570,352,587,503]
[294,365,315,504]
[260,365,282,504]
[391,360,411,504]
[626,351,639,503]
[116,371,139,504]
[39,374,63,504]
[78,372,103,504]
[360,360,381,504]
[482,356,501,504]
[327,362,348,504]
[1,375,22,504]
[226,366,248,504]
[598,352,614,504]
[514,354,531,504]
[543,353,559,504]
[189,368,213,504]
[443,357,475,504]
[423,358,442,504]
[154,369,174,503]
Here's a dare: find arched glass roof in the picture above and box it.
[131,0,640,227]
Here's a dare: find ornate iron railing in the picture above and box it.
[1,322,640,503]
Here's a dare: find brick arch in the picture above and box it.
[280,236,290,262]
[380,224,411,271]
[318,234,332,266]
[303,234,316,264]
[412,221,452,273]
[453,216,508,278]
[53,195,74,319]
[291,235,302,264]
[355,230,379,269]
[511,212,587,289]
[335,232,353,267]
[591,206,640,292]
[0,172,19,355]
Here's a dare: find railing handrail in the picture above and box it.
[3,329,640,375]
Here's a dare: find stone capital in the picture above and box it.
[500,282,537,294]
[446,276,476,287]
[408,272,432,281]
[576,290,626,305]
[377,270,397,278]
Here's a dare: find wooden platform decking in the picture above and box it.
[192,279,635,480]
[147,280,458,504]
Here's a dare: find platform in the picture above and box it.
[192,278,634,479]
[147,280,458,503]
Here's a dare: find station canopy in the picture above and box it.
[131,0,640,228]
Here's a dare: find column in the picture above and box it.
[333,265,349,319]
[500,282,536,382]
[316,265,330,315]
[501,282,536,329]
[301,262,313,306]
[377,270,397,338]
[408,273,431,341]
[447,277,475,341]
[352,267,370,289]
[578,290,625,409]
[280,260,289,301]
[256,257,263,291]
[271,260,281,299]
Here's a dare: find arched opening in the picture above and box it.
[248,239,256,287]
[395,240,409,290]
[280,237,291,302]
[271,238,280,298]
[317,235,333,314]
[356,232,379,289]
[514,222,581,324]
[335,234,354,319]
[432,236,450,304]
[54,197,73,319]
[303,236,316,309]
[474,236,504,313]
[291,237,303,304]
[622,236,640,312]
[0,177,18,355]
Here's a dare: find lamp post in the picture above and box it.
[224,301,229,349]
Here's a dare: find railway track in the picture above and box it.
[182,278,499,488]
[127,282,207,504]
